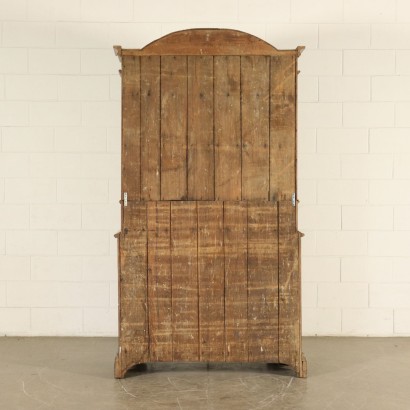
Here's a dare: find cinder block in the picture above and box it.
[396,51,410,74]
[58,76,109,101]
[30,153,82,178]
[5,178,56,203]
[2,127,53,152]
[298,204,341,230]
[27,0,81,21]
[0,256,30,280]
[342,206,393,230]
[316,231,367,256]
[7,281,60,307]
[302,256,340,282]
[317,128,368,153]
[394,206,410,230]
[81,204,119,230]
[369,232,410,257]
[341,256,392,283]
[344,50,395,75]
[107,127,121,153]
[109,76,121,101]
[60,282,110,307]
[291,0,343,23]
[298,154,341,179]
[0,205,29,229]
[301,232,316,256]
[318,282,368,308]
[298,128,316,154]
[0,0,26,20]
[83,256,117,281]
[392,258,410,282]
[31,308,83,335]
[266,24,318,49]
[0,154,29,177]
[318,180,368,205]
[342,308,393,335]
[57,23,110,48]
[397,0,410,22]
[396,103,410,127]
[81,50,119,75]
[344,0,396,23]
[341,154,393,179]
[343,103,394,127]
[302,283,317,307]
[82,102,120,127]
[110,281,118,306]
[297,179,317,204]
[54,127,107,152]
[3,22,55,47]
[0,180,4,203]
[298,76,318,102]
[299,103,342,128]
[6,231,57,255]
[395,155,410,178]
[369,180,410,205]
[83,307,117,335]
[109,23,162,49]
[0,49,28,74]
[370,284,410,308]
[0,102,29,126]
[108,179,120,203]
[299,50,342,75]
[238,0,290,22]
[373,76,410,101]
[0,308,31,336]
[82,0,133,22]
[370,128,410,153]
[394,309,410,334]
[5,75,58,101]
[29,49,81,74]
[302,307,341,335]
[31,256,82,281]
[0,282,5,306]
[81,153,120,178]
[57,179,108,204]
[30,102,81,126]
[319,76,370,102]
[58,231,109,255]
[372,24,410,49]
[319,24,370,49]
[30,204,81,230]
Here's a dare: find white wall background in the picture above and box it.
[0,0,409,336]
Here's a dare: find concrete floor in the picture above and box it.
[1,337,409,410]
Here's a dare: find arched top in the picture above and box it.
[114,28,304,58]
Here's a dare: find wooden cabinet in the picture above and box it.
[113,29,307,378]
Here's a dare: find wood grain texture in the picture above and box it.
[214,56,241,201]
[241,56,270,200]
[122,56,141,200]
[147,201,172,361]
[270,55,296,201]
[171,202,199,361]
[141,56,161,200]
[224,201,248,361]
[247,201,279,362]
[161,56,188,200]
[187,56,214,200]
[198,202,224,361]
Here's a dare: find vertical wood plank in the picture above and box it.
[224,201,248,361]
[214,56,241,201]
[171,201,198,360]
[241,56,270,200]
[198,201,224,361]
[247,201,279,362]
[278,201,300,368]
[161,56,188,200]
[270,55,296,201]
[122,56,141,200]
[119,203,148,363]
[187,56,214,200]
[147,201,172,361]
[141,56,161,200]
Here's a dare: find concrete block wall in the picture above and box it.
[0,0,409,336]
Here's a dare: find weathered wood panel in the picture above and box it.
[141,56,161,200]
[161,56,188,200]
[122,56,141,200]
[224,201,248,361]
[187,56,214,200]
[270,55,296,201]
[171,202,199,360]
[247,201,279,362]
[198,202,224,361]
[147,201,172,361]
[214,56,241,201]
[241,56,270,200]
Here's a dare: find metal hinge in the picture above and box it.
[292,192,296,207]
[124,192,127,207]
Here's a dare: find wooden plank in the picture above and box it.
[141,56,161,200]
[161,56,188,200]
[171,201,198,360]
[147,201,172,361]
[241,55,270,200]
[247,201,279,362]
[119,29,301,56]
[187,56,214,200]
[214,56,241,201]
[224,201,248,361]
[197,201,224,361]
[119,203,148,364]
[270,55,296,201]
[278,201,300,369]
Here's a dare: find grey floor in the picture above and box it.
[1,337,409,410]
